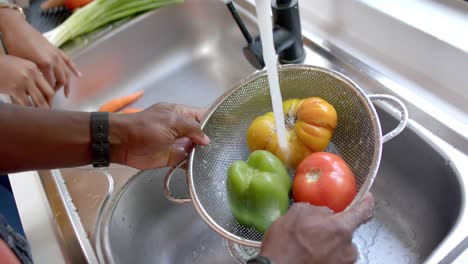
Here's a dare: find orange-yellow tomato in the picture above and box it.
[246,97,337,168]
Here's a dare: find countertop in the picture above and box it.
[9,171,66,263]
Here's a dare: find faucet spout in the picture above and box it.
[272,0,305,64]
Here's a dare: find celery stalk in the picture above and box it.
[86,1,176,33]
[44,0,183,47]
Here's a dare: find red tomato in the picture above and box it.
[292,152,357,212]
[64,0,93,10]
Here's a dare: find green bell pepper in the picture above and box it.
[227,150,291,233]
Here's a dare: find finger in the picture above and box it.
[287,202,311,215]
[60,50,81,77]
[12,92,32,107]
[334,192,375,231]
[63,65,71,98]
[341,243,359,264]
[167,137,193,167]
[36,71,55,105]
[173,117,210,145]
[40,65,56,88]
[192,108,207,122]
[289,203,333,217]
[53,63,67,92]
[278,203,311,228]
[27,79,50,108]
[177,105,207,122]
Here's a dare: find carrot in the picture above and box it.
[119,108,143,114]
[41,0,64,11]
[98,90,144,112]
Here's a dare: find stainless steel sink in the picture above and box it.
[40,0,468,263]
[53,0,253,111]
[97,108,465,264]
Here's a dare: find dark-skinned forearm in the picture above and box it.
[0,103,127,173]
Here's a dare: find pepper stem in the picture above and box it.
[285,112,295,129]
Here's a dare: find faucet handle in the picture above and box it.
[226,1,266,69]
[226,1,253,44]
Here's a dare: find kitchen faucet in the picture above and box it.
[225,0,305,70]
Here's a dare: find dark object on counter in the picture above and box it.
[226,0,305,69]
[91,112,110,168]
[247,255,272,264]
[27,0,71,33]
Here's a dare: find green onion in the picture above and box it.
[44,0,183,47]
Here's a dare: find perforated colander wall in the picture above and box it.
[189,66,381,245]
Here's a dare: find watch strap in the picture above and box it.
[90,112,110,168]
[247,255,271,264]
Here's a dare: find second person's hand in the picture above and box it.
[0,8,80,97]
[260,193,375,264]
[0,55,54,108]
[110,103,210,169]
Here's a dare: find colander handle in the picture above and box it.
[368,94,408,143]
[163,160,192,203]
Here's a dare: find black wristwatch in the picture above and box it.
[247,255,271,264]
[90,112,110,167]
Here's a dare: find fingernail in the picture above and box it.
[368,206,375,218]
[77,71,83,77]
[176,146,186,153]
[203,134,211,144]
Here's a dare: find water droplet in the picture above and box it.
[192,250,200,260]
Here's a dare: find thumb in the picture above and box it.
[334,192,375,231]
[173,117,210,146]
[167,137,193,167]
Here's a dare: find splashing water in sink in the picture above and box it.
[255,0,288,151]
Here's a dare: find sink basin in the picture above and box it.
[53,0,253,111]
[40,0,468,263]
[99,107,464,264]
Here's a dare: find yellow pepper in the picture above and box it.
[246,97,337,168]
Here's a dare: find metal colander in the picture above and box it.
[164,65,408,248]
